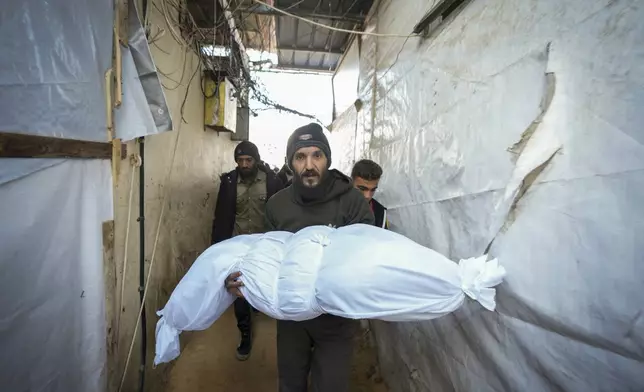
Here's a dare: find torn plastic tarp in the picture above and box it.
[114,0,172,141]
[0,0,172,185]
[329,0,644,390]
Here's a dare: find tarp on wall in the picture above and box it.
[0,0,114,184]
[0,0,172,184]
[0,160,113,392]
[331,0,644,390]
[332,41,360,118]
[115,0,173,141]
[0,1,115,391]
[0,0,169,391]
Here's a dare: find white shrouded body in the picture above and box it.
[154,224,505,365]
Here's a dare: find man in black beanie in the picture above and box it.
[225,123,374,392]
[211,140,283,361]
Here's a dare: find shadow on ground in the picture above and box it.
[165,309,388,392]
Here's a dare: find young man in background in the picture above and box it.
[211,140,283,361]
[351,159,388,229]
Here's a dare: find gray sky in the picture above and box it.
[249,70,333,168]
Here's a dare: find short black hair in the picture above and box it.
[351,159,383,181]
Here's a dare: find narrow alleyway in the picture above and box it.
[165,309,388,392]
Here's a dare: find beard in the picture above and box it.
[297,168,323,188]
[293,167,330,202]
[238,165,258,180]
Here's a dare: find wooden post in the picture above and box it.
[117,0,129,45]
[102,220,118,392]
[114,28,123,108]
[105,68,115,141]
[113,0,126,108]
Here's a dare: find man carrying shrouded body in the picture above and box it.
[224,123,374,391]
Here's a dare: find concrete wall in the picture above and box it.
[112,1,238,390]
[331,0,644,391]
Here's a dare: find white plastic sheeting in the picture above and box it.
[0,0,169,391]
[332,41,360,117]
[330,0,644,390]
[114,0,173,141]
[0,0,171,184]
[0,160,113,391]
[0,2,114,391]
[0,0,113,142]
[0,0,113,184]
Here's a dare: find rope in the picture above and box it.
[118,121,183,392]
[115,151,141,352]
[251,0,417,38]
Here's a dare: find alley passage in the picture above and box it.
[165,309,388,392]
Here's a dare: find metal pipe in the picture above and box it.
[137,137,147,392]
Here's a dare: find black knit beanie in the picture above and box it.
[234,140,260,162]
[286,123,331,169]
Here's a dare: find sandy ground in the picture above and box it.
[165,309,388,392]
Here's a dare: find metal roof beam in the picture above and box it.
[237,6,365,23]
[277,46,343,55]
[274,64,336,73]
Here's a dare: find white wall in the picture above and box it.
[331,0,644,390]
[113,1,238,390]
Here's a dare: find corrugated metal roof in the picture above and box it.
[271,0,373,71]
[187,0,374,72]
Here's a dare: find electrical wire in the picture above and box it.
[158,47,190,90]
[147,0,327,127]
[179,50,202,124]
[149,0,323,130]
[251,0,417,37]
[160,0,187,47]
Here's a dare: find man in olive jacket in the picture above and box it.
[211,140,283,360]
[225,123,374,392]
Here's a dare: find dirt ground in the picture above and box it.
[165,309,388,392]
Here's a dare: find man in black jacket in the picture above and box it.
[225,123,374,392]
[351,159,388,229]
[211,140,283,361]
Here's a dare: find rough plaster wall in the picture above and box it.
[331,0,644,391]
[112,2,237,390]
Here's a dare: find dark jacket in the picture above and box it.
[211,165,283,244]
[277,172,292,188]
[265,169,374,232]
[371,199,388,229]
[277,164,292,187]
